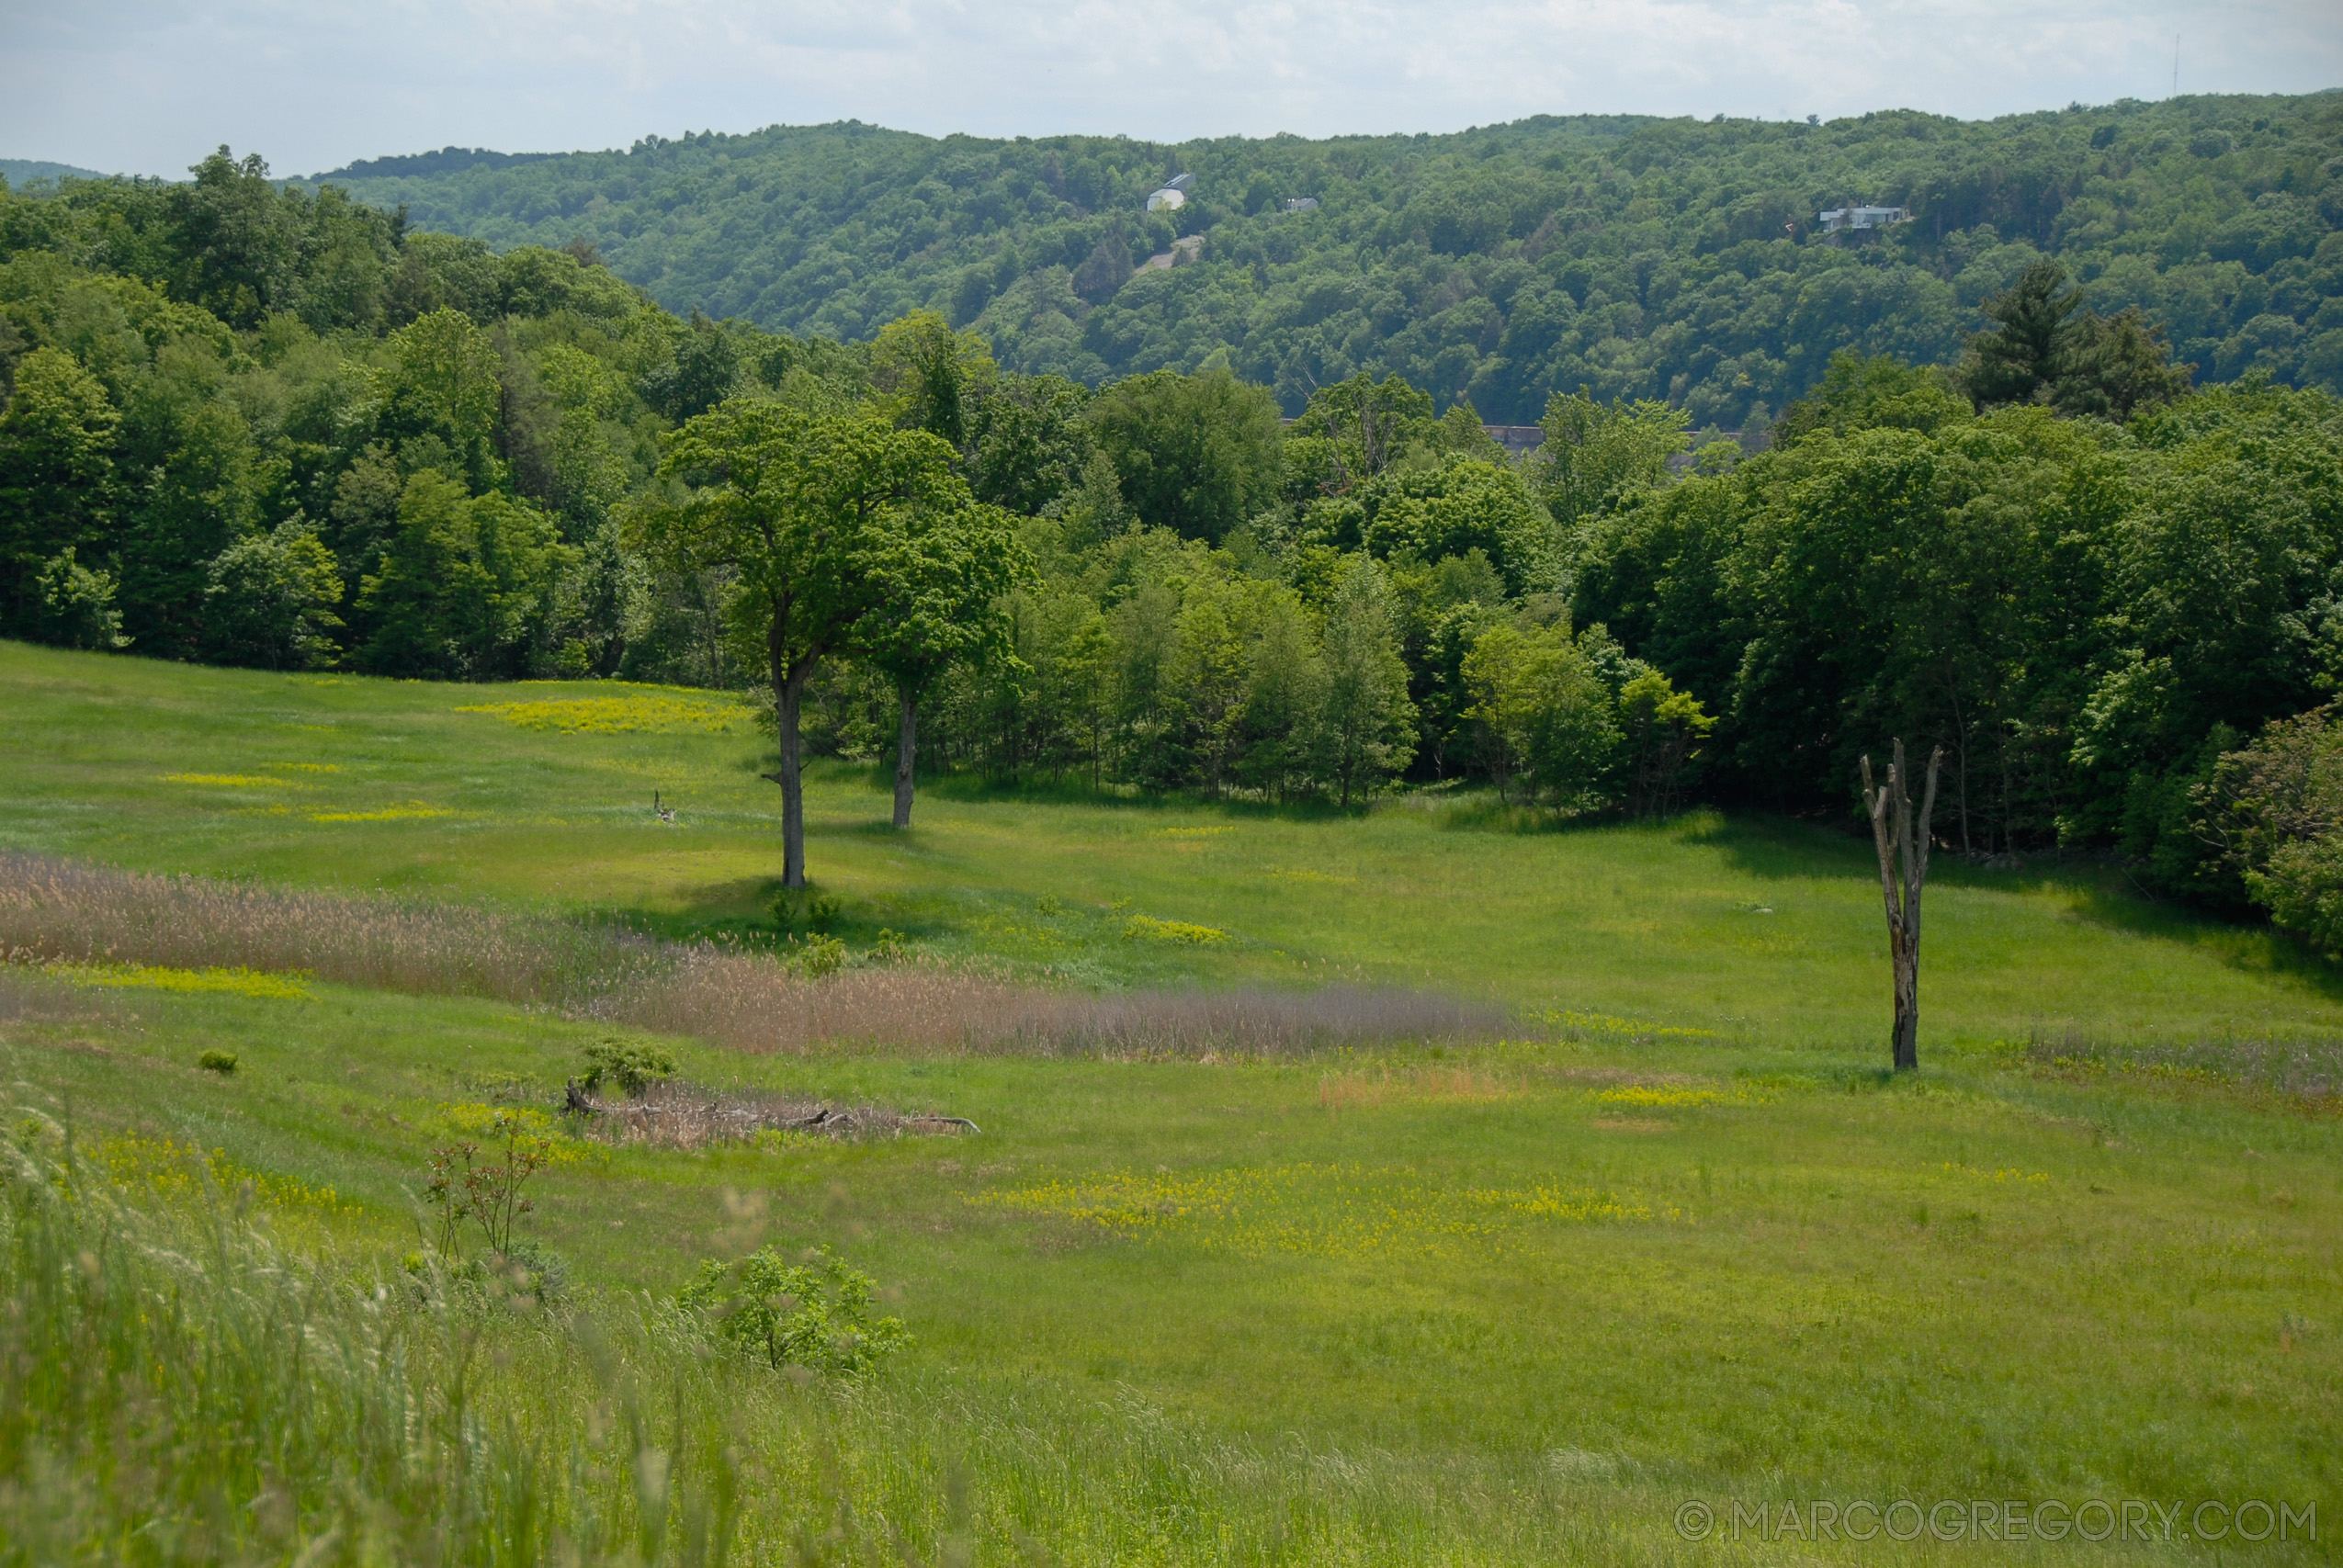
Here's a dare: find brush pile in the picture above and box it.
[564,1077,977,1151]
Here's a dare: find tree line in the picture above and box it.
[8,148,2343,942]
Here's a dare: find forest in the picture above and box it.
[4,127,2343,944]
[294,93,2343,426]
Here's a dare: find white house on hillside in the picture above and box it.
[1146,173,1193,211]
[1818,205,1908,232]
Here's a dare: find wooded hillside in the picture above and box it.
[290,94,2343,424]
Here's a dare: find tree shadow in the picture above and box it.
[902,765,1366,824]
[587,873,968,951]
[1682,813,2343,1003]
[787,760,2343,1006]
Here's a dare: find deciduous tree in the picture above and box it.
[633,400,962,885]
[1319,556,1418,806]
[0,346,119,636]
[1088,368,1283,543]
[1464,618,1618,814]
[858,485,1027,828]
[203,518,345,670]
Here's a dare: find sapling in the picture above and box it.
[423,1111,552,1257]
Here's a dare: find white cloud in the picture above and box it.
[0,0,2335,176]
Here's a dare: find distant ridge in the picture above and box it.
[308,146,565,183]
[1,158,110,186]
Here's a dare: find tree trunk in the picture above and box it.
[1892,932,1920,1069]
[1862,739,1942,1072]
[893,690,918,829]
[775,665,809,888]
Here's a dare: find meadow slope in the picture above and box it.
[3,638,2339,1564]
[6,639,2341,1048]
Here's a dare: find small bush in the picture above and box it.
[498,1238,572,1303]
[771,888,842,936]
[870,927,908,963]
[680,1245,910,1376]
[198,1049,238,1074]
[797,934,848,978]
[580,1036,677,1097]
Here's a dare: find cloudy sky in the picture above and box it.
[4,0,2337,178]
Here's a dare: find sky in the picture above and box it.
[3,0,2338,179]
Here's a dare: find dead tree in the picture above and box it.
[1861,739,1942,1072]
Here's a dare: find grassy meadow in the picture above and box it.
[3,637,2340,1564]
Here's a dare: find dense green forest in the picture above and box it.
[298,94,2343,424]
[6,130,2343,942]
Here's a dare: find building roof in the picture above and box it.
[1817,205,1909,231]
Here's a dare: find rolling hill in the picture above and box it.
[302,93,2343,423]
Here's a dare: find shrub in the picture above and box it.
[497,1237,572,1303]
[680,1246,910,1376]
[580,1036,678,1097]
[2199,707,2343,953]
[796,934,848,977]
[771,888,841,936]
[197,1049,238,1074]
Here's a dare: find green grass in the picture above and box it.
[7,639,2342,1046]
[5,639,2342,1562]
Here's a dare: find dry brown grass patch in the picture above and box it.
[3,852,1511,1059]
[633,952,1506,1058]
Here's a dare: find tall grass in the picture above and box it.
[2023,1024,2343,1100]
[0,853,1504,1057]
[0,1122,1669,1566]
[0,852,642,1005]
[631,950,1503,1056]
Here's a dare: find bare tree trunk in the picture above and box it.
[1862,739,1943,1071]
[893,690,918,829]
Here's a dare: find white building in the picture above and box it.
[1818,205,1909,233]
[1146,173,1194,212]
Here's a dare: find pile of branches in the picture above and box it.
[562,1078,977,1152]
